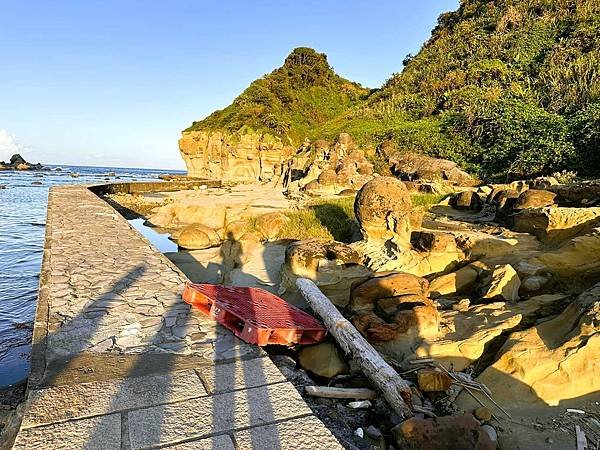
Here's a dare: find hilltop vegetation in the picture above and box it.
[184,0,600,181]
[185,47,369,144]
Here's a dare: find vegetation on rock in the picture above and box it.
[185,47,369,144]
[184,0,600,180]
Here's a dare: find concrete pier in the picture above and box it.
[13,185,341,449]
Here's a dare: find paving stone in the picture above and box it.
[234,416,343,450]
[197,356,287,394]
[128,382,312,448]
[161,435,236,449]
[22,369,207,428]
[16,186,335,449]
[13,413,121,450]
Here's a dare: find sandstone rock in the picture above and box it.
[354,177,412,243]
[387,152,477,186]
[417,369,452,392]
[350,272,429,312]
[279,239,372,307]
[533,227,600,277]
[411,231,456,253]
[298,342,349,378]
[469,282,600,407]
[474,407,492,422]
[377,294,433,317]
[428,266,479,298]
[520,275,548,292]
[177,224,220,250]
[148,201,228,230]
[392,414,495,450]
[179,129,293,182]
[481,264,520,302]
[513,206,600,242]
[224,220,248,241]
[411,294,570,371]
[450,191,482,211]
[255,211,290,241]
[513,189,556,209]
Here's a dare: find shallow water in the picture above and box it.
[129,218,178,253]
[0,165,183,388]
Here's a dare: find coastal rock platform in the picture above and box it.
[11,185,341,449]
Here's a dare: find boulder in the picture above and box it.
[481,264,520,302]
[350,272,429,312]
[279,239,372,307]
[388,151,477,186]
[255,211,290,241]
[177,223,221,250]
[513,189,556,210]
[411,231,456,253]
[417,369,453,392]
[450,191,482,211]
[428,265,479,298]
[512,206,600,243]
[298,342,349,378]
[354,177,413,243]
[392,414,496,450]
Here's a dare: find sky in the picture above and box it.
[0,0,459,170]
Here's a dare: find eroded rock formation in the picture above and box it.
[179,129,294,182]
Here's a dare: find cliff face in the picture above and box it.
[179,129,295,182]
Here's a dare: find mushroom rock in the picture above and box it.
[354,177,413,245]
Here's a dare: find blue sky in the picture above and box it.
[0,0,458,169]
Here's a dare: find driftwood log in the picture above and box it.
[296,278,413,419]
[304,386,377,400]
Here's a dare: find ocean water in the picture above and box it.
[0,165,183,388]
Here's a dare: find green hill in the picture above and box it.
[184,1,600,180]
[185,47,369,145]
[318,0,600,179]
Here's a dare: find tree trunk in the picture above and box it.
[296,278,413,419]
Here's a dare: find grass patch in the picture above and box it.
[275,193,444,243]
[279,197,356,242]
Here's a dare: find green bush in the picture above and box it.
[569,101,600,175]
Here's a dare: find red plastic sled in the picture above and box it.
[182,283,327,346]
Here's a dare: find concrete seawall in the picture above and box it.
[13,184,341,449]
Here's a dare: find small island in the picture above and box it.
[0,154,43,171]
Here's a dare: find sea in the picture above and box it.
[0,165,184,388]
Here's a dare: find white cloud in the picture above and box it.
[0,129,26,162]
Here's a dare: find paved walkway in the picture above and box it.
[13,185,342,449]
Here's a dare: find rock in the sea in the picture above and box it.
[354,177,413,244]
[298,342,349,378]
[177,223,221,250]
[428,265,479,298]
[513,189,556,209]
[392,414,496,450]
[481,264,520,302]
[467,282,600,408]
[350,272,429,312]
